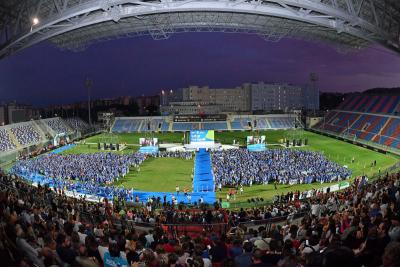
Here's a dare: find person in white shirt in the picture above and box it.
[145,230,154,247]
[311,202,321,217]
[77,225,87,245]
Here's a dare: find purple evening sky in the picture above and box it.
[0,32,399,106]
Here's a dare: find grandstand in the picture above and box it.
[313,94,400,153]
[0,129,16,152]
[1,0,400,263]
[0,117,95,167]
[112,114,296,133]
[9,122,44,147]
[0,99,399,267]
[65,117,92,133]
[1,158,400,267]
[336,94,400,114]
[42,117,73,135]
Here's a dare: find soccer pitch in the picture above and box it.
[113,157,194,192]
[69,130,399,206]
[61,144,139,155]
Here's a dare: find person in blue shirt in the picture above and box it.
[103,242,129,267]
[235,241,253,267]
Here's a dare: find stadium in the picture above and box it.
[0,1,400,267]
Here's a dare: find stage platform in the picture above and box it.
[247,143,267,152]
[139,146,159,154]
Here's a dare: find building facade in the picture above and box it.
[302,84,320,110]
[250,82,304,112]
[135,95,160,115]
[160,82,319,115]
[161,101,221,115]
[160,85,251,115]
[5,102,39,124]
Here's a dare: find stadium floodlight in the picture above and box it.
[30,17,40,32]
[32,17,39,25]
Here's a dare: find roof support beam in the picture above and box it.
[0,0,399,58]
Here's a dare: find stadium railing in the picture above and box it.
[236,211,309,229]
[161,222,229,238]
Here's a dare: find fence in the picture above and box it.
[237,211,309,229]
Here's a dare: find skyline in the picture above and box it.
[0,32,399,107]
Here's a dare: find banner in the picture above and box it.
[174,114,226,122]
[190,130,215,147]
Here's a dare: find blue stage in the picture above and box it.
[247,143,267,152]
[139,146,159,154]
[15,147,216,205]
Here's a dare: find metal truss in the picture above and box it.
[0,0,399,59]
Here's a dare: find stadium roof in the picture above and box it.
[0,0,399,59]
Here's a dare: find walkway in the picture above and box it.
[193,149,215,193]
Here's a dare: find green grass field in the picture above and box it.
[61,144,138,155]
[82,130,296,146]
[83,132,184,144]
[113,157,193,192]
[62,130,399,207]
[215,130,399,205]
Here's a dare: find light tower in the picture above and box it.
[309,73,319,114]
[85,77,93,126]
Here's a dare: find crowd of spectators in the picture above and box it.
[12,153,146,185]
[10,124,42,146]
[10,151,193,202]
[0,128,16,152]
[46,119,71,134]
[1,166,400,267]
[65,118,91,133]
[212,149,352,187]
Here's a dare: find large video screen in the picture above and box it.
[246,136,266,145]
[139,138,158,147]
[190,130,215,147]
